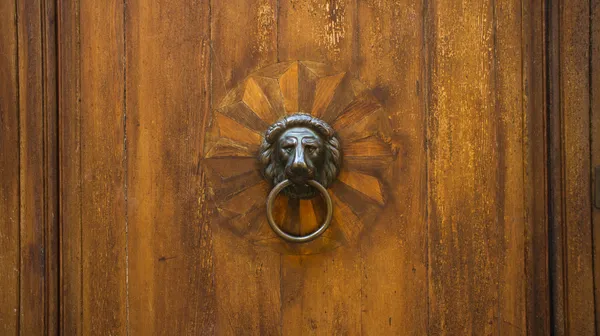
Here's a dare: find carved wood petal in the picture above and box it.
[203,61,399,254]
[279,61,318,114]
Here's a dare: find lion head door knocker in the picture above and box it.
[258,113,341,242]
[203,61,398,254]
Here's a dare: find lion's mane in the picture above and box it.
[258,113,341,193]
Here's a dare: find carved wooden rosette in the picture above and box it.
[203,61,398,255]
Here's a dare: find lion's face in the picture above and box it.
[278,127,324,184]
[258,114,341,199]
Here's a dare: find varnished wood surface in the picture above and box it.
[211,1,281,335]
[0,0,598,335]
[427,0,528,333]
[0,0,59,334]
[548,0,596,334]
[522,1,550,333]
[126,0,216,334]
[79,0,128,334]
[0,0,20,333]
[58,0,83,333]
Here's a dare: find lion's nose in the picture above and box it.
[291,162,309,175]
[291,156,308,175]
[288,150,311,183]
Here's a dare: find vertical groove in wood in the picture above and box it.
[0,0,20,333]
[79,0,127,333]
[42,0,59,333]
[126,0,216,334]
[523,0,551,333]
[592,0,600,333]
[58,0,83,333]
[423,0,431,333]
[122,0,130,333]
[547,0,567,333]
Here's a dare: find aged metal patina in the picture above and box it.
[258,113,341,242]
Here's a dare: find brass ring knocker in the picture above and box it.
[266,179,333,243]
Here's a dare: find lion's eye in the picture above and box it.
[306,146,317,154]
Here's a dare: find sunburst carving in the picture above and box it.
[203,61,398,255]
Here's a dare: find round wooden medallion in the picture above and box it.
[203,61,398,255]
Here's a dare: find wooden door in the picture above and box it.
[1,0,599,335]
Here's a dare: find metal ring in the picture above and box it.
[266,179,333,243]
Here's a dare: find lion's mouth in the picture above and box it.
[285,167,314,184]
[282,182,318,199]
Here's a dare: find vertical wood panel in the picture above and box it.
[495,0,527,333]
[79,0,127,334]
[210,0,281,335]
[558,0,595,333]
[427,1,497,333]
[547,0,566,332]
[58,0,83,333]
[126,0,216,334]
[17,0,46,333]
[356,0,428,334]
[0,0,19,334]
[42,0,59,333]
[278,1,362,335]
[426,0,531,333]
[523,0,551,333]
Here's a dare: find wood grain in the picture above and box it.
[2,0,583,333]
[17,0,47,333]
[42,0,60,333]
[58,0,83,333]
[210,0,282,334]
[0,0,19,334]
[126,0,216,334]
[495,0,527,333]
[279,61,318,113]
[426,0,534,333]
[278,0,357,70]
[547,0,566,333]
[593,0,600,334]
[356,0,428,334]
[278,1,362,335]
[79,0,127,334]
[523,0,550,333]
[558,0,595,333]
